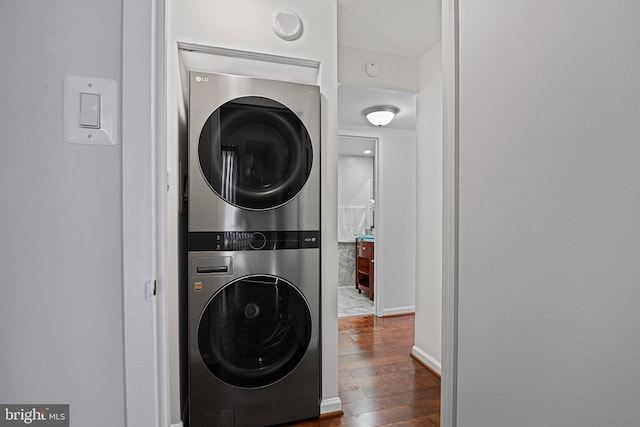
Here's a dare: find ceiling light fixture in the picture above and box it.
[363,105,399,127]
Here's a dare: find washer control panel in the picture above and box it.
[188,230,320,251]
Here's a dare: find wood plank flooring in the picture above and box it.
[283,315,441,426]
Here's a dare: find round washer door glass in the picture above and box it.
[198,96,313,210]
[198,275,312,388]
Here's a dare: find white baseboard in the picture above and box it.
[320,397,342,414]
[170,422,183,427]
[381,305,415,317]
[411,345,441,376]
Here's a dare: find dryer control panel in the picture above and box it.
[188,230,320,251]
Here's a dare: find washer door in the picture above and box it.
[198,275,312,388]
[198,96,313,210]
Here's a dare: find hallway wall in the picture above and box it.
[413,41,443,374]
[0,1,126,425]
[456,1,640,425]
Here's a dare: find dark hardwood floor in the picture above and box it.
[284,314,441,426]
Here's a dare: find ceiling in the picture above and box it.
[336,0,441,133]
[337,0,442,58]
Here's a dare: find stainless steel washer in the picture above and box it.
[187,231,320,427]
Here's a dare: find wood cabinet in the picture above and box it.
[355,238,374,300]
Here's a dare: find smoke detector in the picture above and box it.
[365,61,379,78]
[272,9,303,41]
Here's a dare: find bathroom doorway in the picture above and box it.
[337,134,377,317]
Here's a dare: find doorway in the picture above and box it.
[142,2,455,427]
[336,124,418,321]
[337,134,377,318]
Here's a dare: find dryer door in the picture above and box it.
[198,275,312,388]
[198,96,313,210]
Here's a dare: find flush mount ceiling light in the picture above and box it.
[363,105,399,127]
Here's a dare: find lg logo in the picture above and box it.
[195,76,209,82]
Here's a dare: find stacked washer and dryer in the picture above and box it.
[186,71,321,427]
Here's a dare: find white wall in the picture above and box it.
[0,1,126,425]
[338,155,374,238]
[338,155,374,207]
[413,42,443,374]
[338,45,419,93]
[456,1,640,425]
[339,125,417,316]
[165,0,339,422]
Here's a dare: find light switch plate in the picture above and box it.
[64,75,117,145]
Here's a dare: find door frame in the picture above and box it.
[122,0,170,426]
[121,0,461,424]
[441,0,459,426]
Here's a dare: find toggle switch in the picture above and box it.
[80,92,100,129]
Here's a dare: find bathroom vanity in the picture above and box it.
[355,236,375,300]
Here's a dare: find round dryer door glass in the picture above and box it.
[198,96,313,210]
[198,275,312,388]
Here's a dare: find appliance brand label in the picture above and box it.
[0,405,69,426]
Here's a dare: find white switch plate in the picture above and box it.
[63,75,117,145]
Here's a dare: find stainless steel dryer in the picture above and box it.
[187,231,320,427]
[188,71,320,232]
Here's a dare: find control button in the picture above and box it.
[249,232,267,250]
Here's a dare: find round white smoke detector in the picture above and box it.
[273,9,303,41]
[365,60,379,78]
